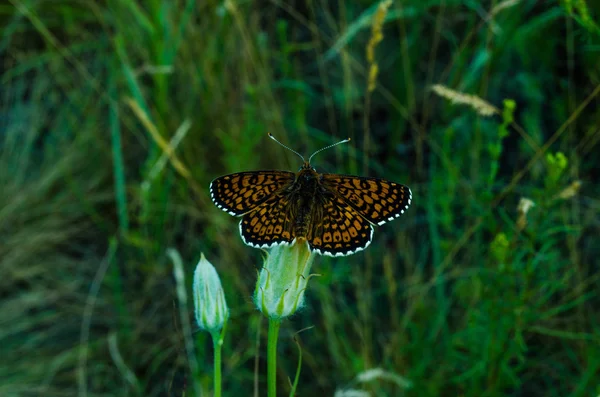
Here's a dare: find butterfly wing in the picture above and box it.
[309,195,373,257]
[321,174,412,226]
[210,171,295,216]
[239,196,295,249]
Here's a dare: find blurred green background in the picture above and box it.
[1,0,599,396]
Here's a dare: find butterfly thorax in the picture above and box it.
[286,166,329,238]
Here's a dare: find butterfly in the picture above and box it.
[209,134,412,257]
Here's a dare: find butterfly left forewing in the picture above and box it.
[210,170,294,216]
[321,174,412,226]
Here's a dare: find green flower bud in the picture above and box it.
[193,253,229,333]
[555,152,568,170]
[491,232,510,266]
[254,240,316,319]
[545,151,569,188]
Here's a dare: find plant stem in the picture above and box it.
[213,336,222,397]
[212,322,226,397]
[267,318,281,397]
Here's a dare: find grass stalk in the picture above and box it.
[108,63,129,234]
[289,332,304,397]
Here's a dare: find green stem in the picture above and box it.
[211,321,227,397]
[213,337,222,397]
[267,318,281,397]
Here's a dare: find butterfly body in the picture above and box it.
[210,160,412,257]
[282,164,324,239]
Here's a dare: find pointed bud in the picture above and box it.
[254,240,316,319]
[193,253,229,333]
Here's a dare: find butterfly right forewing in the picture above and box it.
[210,171,295,216]
[321,174,412,226]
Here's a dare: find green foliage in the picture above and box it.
[487,99,515,192]
[2,1,600,396]
[545,151,569,188]
[562,0,600,34]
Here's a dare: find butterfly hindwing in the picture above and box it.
[239,196,295,249]
[322,174,412,226]
[309,195,373,257]
[210,171,295,216]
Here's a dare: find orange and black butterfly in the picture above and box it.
[210,134,412,257]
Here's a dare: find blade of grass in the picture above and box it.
[109,63,129,235]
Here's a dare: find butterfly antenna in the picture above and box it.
[268,133,306,163]
[308,137,351,164]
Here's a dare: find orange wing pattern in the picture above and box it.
[322,174,412,226]
[210,171,294,216]
[309,196,373,256]
[239,197,295,248]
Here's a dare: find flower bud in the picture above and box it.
[193,253,229,333]
[254,240,316,319]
